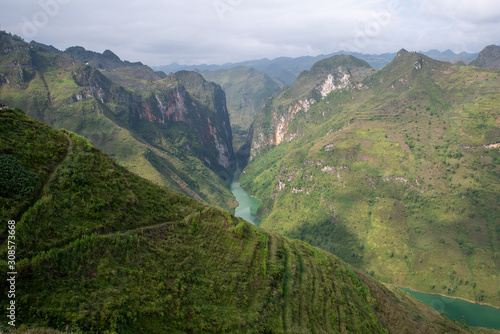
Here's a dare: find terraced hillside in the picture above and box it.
[241,50,500,306]
[0,108,479,333]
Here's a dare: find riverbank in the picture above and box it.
[392,285,500,329]
[391,284,500,309]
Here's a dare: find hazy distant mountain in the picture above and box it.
[420,49,478,63]
[470,45,500,69]
[154,49,479,86]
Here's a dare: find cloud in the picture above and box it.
[417,0,500,24]
[0,0,498,65]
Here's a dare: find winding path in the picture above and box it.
[0,133,73,247]
[41,132,73,191]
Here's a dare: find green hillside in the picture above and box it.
[0,108,479,333]
[241,51,500,306]
[0,31,236,211]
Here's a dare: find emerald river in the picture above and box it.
[400,288,500,329]
[230,170,261,225]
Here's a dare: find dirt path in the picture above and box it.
[0,133,73,248]
[41,132,73,191]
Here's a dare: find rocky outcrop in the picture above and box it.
[250,55,373,160]
[68,67,235,173]
[320,70,351,97]
[274,98,313,145]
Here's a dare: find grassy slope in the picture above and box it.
[0,40,235,211]
[0,109,474,333]
[241,52,500,306]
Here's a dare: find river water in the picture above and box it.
[230,170,261,226]
[400,288,500,329]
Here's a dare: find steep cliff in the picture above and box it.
[198,66,282,154]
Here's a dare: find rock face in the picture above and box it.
[64,64,235,173]
[470,44,500,69]
[250,55,373,160]
[320,70,351,97]
[128,71,235,172]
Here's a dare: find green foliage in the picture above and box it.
[0,154,40,197]
[244,51,500,307]
[0,109,468,333]
[0,108,70,240]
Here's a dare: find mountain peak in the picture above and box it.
[102,49,121,62]
[397,48,409,57]
[470,44,500,69]
[309,54,372,74]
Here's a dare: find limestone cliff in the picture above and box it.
[250,55,373,160]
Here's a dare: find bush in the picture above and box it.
[0,154,41,197]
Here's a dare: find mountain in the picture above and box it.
[241,50,500,307]
[198,66,282,153]
[0,31,236,211]
[470,45,500,69]
[421,49,478,64]
[154,49,479,86]
[250,54,375,159]
[0,108,478,333]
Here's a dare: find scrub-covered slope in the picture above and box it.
[242,50,500,306]
[0,108,472,333]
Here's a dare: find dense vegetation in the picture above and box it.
[0,108,480,333]
[242,51,500,306]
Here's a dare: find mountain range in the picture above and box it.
[153,48,481,86]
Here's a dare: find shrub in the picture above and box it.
[0,154,41,197]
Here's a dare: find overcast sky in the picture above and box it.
[1,0,499,66]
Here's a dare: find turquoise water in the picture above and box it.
[230,171,261,226]
[400,288,500,329]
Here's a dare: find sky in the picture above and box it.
[1,0,499,66]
